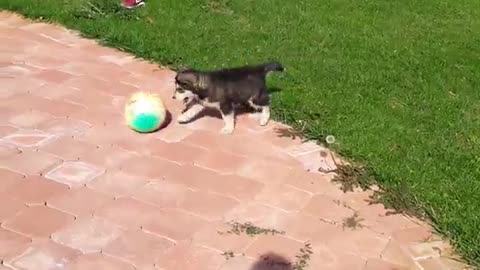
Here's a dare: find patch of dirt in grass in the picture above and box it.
[202,0,233,15]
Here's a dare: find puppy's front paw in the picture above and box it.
[220,126,234,135]
[259,116,270,126]
[176,113,190,124]
[259,107,270,126]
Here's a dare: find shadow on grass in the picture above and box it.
[268,87,283,94]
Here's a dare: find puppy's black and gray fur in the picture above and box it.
[173,62,284,134]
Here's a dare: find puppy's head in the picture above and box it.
[174,69,199,104]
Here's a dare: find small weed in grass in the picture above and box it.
[331,164,375,193]
[342,212,365,230]
[332,163,426,220]
[275,127,307,142]
[292,242,313,270]
[73,0,139,20]
[221,250,235,260]
[220,221,285,237]
[369,184,426,219]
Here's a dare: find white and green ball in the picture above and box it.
[125,92,167,133]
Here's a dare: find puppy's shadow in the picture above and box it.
[192,108,222,121]
[268,87,282,95]
[250,253,293,270]
[186,104,256,122]
[180,86,282,123]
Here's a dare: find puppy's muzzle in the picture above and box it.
[172,93,190,104]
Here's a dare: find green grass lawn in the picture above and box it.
[2,0,480,266]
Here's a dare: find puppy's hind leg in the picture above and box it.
[251,91,270,126]
[177,103,204,123]
[219,102,235,134]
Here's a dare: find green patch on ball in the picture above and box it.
[125,92,167,133]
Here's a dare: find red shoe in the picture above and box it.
[120,0,145,9]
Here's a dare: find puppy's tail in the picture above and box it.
[262,62,284,74]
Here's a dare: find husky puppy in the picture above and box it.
[173,62,284,134]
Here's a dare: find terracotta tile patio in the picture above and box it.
[0,12,469,270]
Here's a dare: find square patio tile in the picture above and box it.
[45,161,105,187]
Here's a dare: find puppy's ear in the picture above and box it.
[176,65,193,73]
[176,70,198,87]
